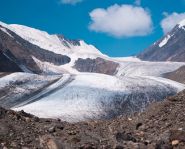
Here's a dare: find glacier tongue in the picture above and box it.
[13,73,185,122]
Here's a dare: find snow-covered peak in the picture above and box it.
[178,19,185,28]
[74,40,103,55]
[9,24,69,55]
[0,21,103,57]
[159,35,171,48]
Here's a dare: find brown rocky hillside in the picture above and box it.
[1,90,185,148]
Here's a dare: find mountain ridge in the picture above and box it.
[138,19,185,62]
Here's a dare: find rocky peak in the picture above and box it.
[138,19,185,62]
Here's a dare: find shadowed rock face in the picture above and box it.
[74,57,119,75]
[0,25,71,73]
[164,66,185,84]
[138,25,185,62]
[0,51,22,72]
[57,35,80,47]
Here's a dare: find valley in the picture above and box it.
[0,19,185,148]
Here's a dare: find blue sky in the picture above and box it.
[0,0,185,57]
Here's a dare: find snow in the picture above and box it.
[0,26,13,38]
[116,61,185,77]
[112,56,141,62]
[14,74,71,108]
[178,19,185,28]
[14,73,185,122]
[32,56,71,74]
[159,35,171,47]
[0,22,104,59]
[0,73,60,107]
[9,24,68,55]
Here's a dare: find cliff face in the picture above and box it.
[1,90,185,148]
[0,50,22,72]
[74,57,119,75]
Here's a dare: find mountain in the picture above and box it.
[1,90,185,148]
[0,21,185,122]
[0,21,118,75]
[138,19,185,62]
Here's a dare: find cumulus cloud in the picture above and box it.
[161,12,185,34]
[60,0,83,5]
[89,4,153,38]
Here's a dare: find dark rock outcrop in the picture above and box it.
[74,57,119,75]
[138,24,185,62]
[57,35,80,47]
[0,50,22,72]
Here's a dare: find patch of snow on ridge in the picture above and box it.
[159,35,171,48]
[112,56,141,62]
[178,19,185,28]
[73,40,104,56]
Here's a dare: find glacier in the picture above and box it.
[0,21,185,122]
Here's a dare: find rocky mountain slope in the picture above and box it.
[0,21,118,75]
[164,66,185,84]
[0,51,22,72]
[1,90,185,148]
[0,24,71,74]
[138,19,185,62]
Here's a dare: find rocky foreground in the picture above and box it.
[1,91,185,149]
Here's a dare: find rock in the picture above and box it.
[55,124,64,130]
[170,130,185,142]
[74,57,119,75]
[48,127,56,133]
[68,130,77,135]
[0,124,9,136]
[80,143,96,149]
[128,118,132,121]
[114,145,124,149]
[115,132,136,142]
[136,123,143,130]
[33,117,40,122]
[25,117,31,123]
[171,140,179,146]
[39,135,62,149]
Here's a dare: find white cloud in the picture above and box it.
[60,0,83,5]
[89,4,153,38]
[161,12,185,34]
